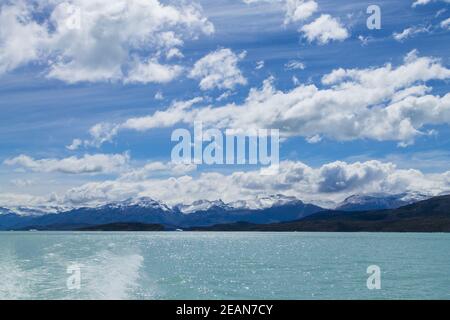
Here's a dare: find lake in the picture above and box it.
[0,232,449,299]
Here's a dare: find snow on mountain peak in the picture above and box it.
[2,205,70,216]
[336,192,430,211]
[176,199,232,214]
[229,194,302,210]
[99,197,171,212]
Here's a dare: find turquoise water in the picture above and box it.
[0,232,449,300]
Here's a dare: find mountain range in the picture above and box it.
[334,192,429,211]
[0,192,437,231]
[194,195,450,232]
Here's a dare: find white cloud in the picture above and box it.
[78,98,202,147]
[66,138,82,151]
[166,47,184,60]
[358,35,371,46]
[412,0,433,6]
[393,26,429,41]
[4,153,129,174]
[285,60,305,70]
[435,8,447,17]
[255,60,265,70]
[87,122,121,147]
[125,59,183,84]
[119,161,197,181]
[3,157,450,207]
[242,0,317,24]
[412,0,450,7]
[217,91,234,101]
[306,134,321,144]
[10,179,35,188]
[189,48,247,91]
[441,17,450,29]
[300,14,349,44]
[59,160,450,207]
[121,98,203,132]
[284,0,318,24]
[82,51,450,147]
[242,0,277,3]
[0,3,48,74]
[0,0,214,83]
[154,91,164,100]
[0,193,54,208]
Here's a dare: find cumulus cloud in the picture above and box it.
[0,0,213,83]
[121,98,203,132]
[118,161,197,181]
[0,2,48,74]
[3,158,450,207]
[86,122,121,147]
[77,98,202,147]
[82,51,450,147]
[59,160,450,207]
[0,193,55,208]
[189,48,247,91]
[284,0,318,24]
[125,59,183,84]
[4,153,129,174]
[300,14,349,44]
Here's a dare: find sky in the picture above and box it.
[0,0,450,208]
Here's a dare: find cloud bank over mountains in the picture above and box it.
[2,158,449,209]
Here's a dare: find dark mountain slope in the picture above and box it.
[191,195,450,232]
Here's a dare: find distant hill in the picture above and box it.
[191,195,450,232]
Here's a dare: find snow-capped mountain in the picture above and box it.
[96,197,172,212]
[0,192,433,231]
[171,195,323,227]
[0,194,325,230]
[335,193,430,212]
[5,205,70,216]
[0,197,179,231]
[175,199,233,214]
[2,192,431,230]
[229,194,303,210]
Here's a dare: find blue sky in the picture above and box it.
[0,0,449,207]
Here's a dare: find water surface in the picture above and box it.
[0,232,449,299]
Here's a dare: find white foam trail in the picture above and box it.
[0,251,33,299]
[82,251,144,300]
